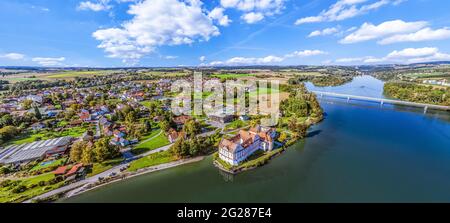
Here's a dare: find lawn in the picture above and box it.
[248,87,280,98]
[30,158,67,172]
[128,150,177,172]
[224,119,248,131]
[131,130,170,155]
[139,129,162,141]
[0,173,65,203]
[2,77,38,83]
[140,101,153,108]
[9,126,88,145]
[87,158,125,177]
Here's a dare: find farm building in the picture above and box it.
[0,136,73,165]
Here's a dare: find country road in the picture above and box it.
[24,143,174,203]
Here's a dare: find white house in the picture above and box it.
[218,126,277,166]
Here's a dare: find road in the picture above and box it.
[24,143,173,203]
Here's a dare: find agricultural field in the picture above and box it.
[211,73,255,79]
[45,70,117,79]
[1,70,118,83]
[142,71,190,77]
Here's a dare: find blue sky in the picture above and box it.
[1,0,450,67]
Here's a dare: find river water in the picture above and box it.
[62,76,450,203]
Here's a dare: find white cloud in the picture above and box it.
[0,53,25,60]
[295,0,403,25]
[78,1,112,11]
[335,57,368,63]
[31,5,50,12]
[340,20,428,44]
[32,57,66,66]
[361,47,450,64]
[205,49,327,66]
[285,50,328,57]
[308,27,340,37]
[209,7,232,26]
[341,20,450,45]
[241,12,264,24]
[378,27,450,44]
[220,0,287,24]
[199,56,206,62]
[209,55,284,66]
[164,55,178,59]
[93,0,220,64]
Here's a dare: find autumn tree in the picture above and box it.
[70,140,88,162]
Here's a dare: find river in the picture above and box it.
[62,75,450,203]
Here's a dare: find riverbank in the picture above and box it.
[33,156,205,203]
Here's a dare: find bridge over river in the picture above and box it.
[312,91,450,113]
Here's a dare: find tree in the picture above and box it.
[70,141,87,162]
[159,120,171,132]
[0,166,11,175]
[21,99,33,110]
[0,126,19,141]
[143,119,152,134]
[93,138,120,162]
[182,119,201,138]
[278,132,288,142]
[34,106,42,120]
[0,114,13,127]
[81,144,95,164]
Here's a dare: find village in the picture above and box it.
[0,70,323,203]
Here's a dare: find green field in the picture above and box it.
[248,87,280,98]
[9,126,88,145]
[131,130,170,154]
[87,158,125,177]
[143,71,189,77]
[0,173,65,203]
[46,70,115,79]
[140,101,153,108]
[128,150,177,171]
[224,119,248,131]
[402,71,450,79]
[2,77,39,83]
[211,73,255,79]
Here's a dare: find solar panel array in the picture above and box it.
[0,136,73,164]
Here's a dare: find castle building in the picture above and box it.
[218,126,277,166]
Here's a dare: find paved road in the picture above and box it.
[24,143,173,203]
